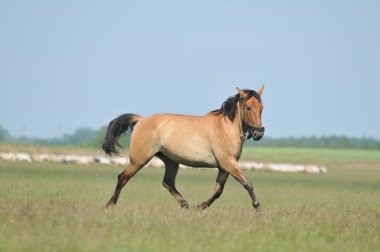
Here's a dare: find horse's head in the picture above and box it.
[236,86,265,141]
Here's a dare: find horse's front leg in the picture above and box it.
[197,169,229,209]
[221,161,262,212]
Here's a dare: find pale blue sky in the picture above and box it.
[0,0,379,138]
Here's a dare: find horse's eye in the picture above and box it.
[246,106,251,111]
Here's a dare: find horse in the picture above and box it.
[102,86,265,211]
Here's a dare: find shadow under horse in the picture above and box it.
[102,86,265,211]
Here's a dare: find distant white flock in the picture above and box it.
[0,152,328,174]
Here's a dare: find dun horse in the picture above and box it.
[102,86,265,210]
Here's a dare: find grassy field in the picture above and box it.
[0,147,380,251]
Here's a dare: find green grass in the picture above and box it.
[242,147,380,165]
[1,147,380,252]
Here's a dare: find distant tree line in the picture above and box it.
[0,125,131,149]
[0,125,379,150]
[247,135,380,149]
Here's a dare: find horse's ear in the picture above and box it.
[257,85,265,96]
[236,87,245,97]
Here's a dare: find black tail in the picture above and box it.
[102,113,141,156]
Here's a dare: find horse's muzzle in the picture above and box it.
[251,127,265,141]
[253,130,264,141]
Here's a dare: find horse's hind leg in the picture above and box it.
[157,154,189,209]
[106,161,145,207]
[197,169,229,209]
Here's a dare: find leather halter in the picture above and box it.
[237,99,265,140]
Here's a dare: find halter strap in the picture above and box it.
[236,99,245,140]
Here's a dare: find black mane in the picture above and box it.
[210,89,262,122]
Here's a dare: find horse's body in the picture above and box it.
[103,87,265,210]
[132,113,242,168]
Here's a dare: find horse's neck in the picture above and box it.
[213,115,244,161]
[218,115,245,145]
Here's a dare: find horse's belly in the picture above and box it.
[159,145,217,168]
[176,157,217,168]
[156,116,218,167]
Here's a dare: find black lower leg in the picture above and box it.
[197,184,223,209]
[106,173,127,207]
[198,169,229,209]
[163,182,189,208]
[242,180,261,210]
[159,155,189,209]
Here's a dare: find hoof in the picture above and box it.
[180,200,190,209]
[196,202,209,210]
[253,202,262,212]
[105,201,115,208]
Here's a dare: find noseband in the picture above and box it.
[243,122,265,140]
